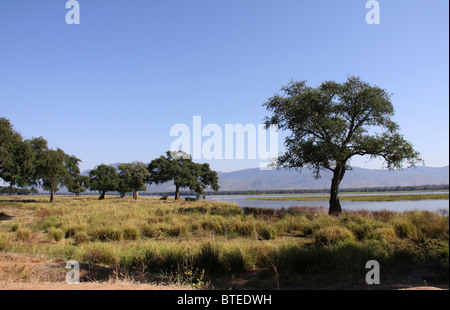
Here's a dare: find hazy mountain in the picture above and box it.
[139,165,449,193]
[79,164,448,193]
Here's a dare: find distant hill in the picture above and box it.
[138,165,447,193]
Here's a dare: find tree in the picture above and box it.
[35,148,80,203]
[88,164,120,200]
[195,163,220,199]
[68,175,90,197]
[263,76,422,215]
[148,151,219,200]
[118,161,148,199]
[117,177,133,198]
[0,118,35,192]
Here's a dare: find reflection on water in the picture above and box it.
[205,194,449,212]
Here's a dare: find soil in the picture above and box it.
[0,252,447,290]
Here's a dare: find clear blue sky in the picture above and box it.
[0,0,448,173]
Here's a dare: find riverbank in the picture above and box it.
[249,193,449,202]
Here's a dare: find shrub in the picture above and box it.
[40,215,62,232]
[160,194,169,200]
[235,221,255,237]
[194,242,221,273]
[243,207,275,217]
[0,233,10,251]
[90,227,123,242]
[368,227,397,242]
[74,232,90,244]
[222,248,247,273]
[81,244,117,265]
[48,228,64,242]
[201,216,226,235]
[275,215,308,235]
[16,228,32,242]
[255,222,276,240]
[394,220,415,239]
[313,226,355,246]
[122,227,139,240]
[0,211,8,219]
[64,226,79,239]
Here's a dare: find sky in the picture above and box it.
[0,0,448,173]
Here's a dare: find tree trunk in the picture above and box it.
[50,186,55,203]
[99,190,105,200]
[134,190,138,200]
[175,185,181,200]
[328,166,346,216]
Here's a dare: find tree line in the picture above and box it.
[2,76,424,215]
[0,186,39,195]
[196,184,449,196]
[0,118,219,202]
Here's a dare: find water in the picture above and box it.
[204,193,449,212]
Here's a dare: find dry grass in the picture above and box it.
[0,196,448,289]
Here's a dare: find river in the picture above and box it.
[204,193,449,212]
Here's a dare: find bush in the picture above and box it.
[90,227,123,242]
[313,226,355,246]
[194,242,221,273]
[0,233,10,251]
[368,227,397,242]
[81,244,118,265]
[235,221,255,237]
[64,226,78,239]
[200,216,226,235]
[122,227,139,240]
[275,215,308,235]
[74,232,90,244]
[16,228,32,242]
[48,228,64,242]
[40,215,62,232]
[255,222,276,240]
[222,248,247,273]
[0,211,8,219]
[394,220,415,239]
[160,194,169,200]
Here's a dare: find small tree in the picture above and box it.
[68,175,90,197]
[0,118,35,192]
[118,161,148,199]
[264,76,422,215]
[148,151,219,200]
[89,164,120,200]
[117,178,133,198]
[35,149,80,203]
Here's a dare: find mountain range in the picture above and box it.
[82,165,449,193]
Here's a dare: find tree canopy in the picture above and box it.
[35,148,81,202]
[118,161,148,199]
[264,76,422,215]
[148,151,219,200]
[88,164,120,199]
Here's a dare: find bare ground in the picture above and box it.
[0,252,447,290]
[0,252,192,290]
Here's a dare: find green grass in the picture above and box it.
[249,193,449,201]
[0,196,448,288]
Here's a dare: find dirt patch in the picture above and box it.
[0,252,192,290]
[0,253,447,290]
[0,281,190,290]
